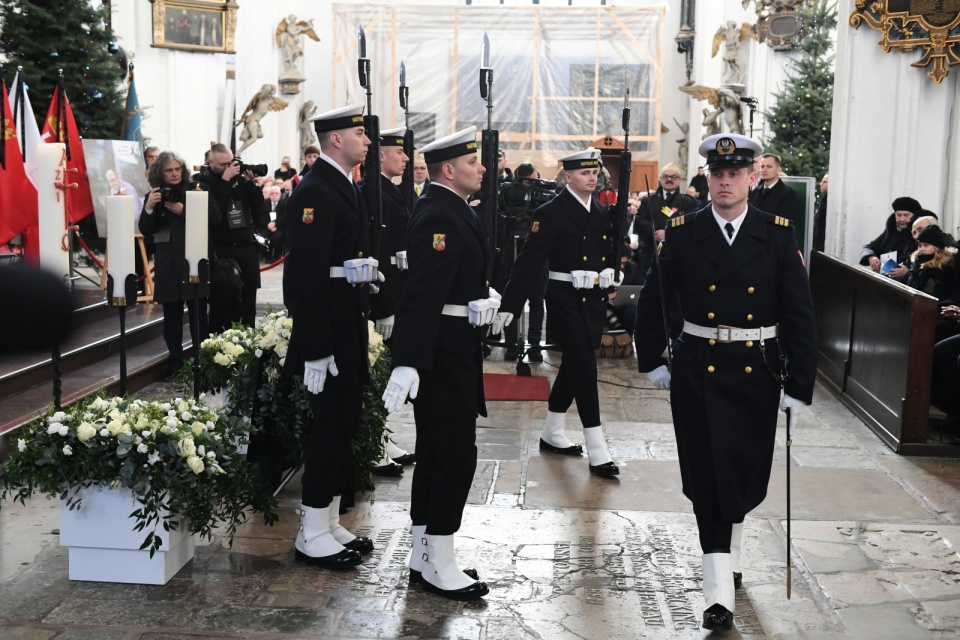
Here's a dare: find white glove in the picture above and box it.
[488,287,502,301]
[570,270,599,289]
[491,311,514,336]
[382,366,420,414]
[467,296,501,326]
[395,250,408,271]
[375,315,395,340]
[780,394,806,433]
[368,270,386,294]
[647,365,671,390]
[303,356,338,395]
[344,257,380,285]
[598,268,620,289]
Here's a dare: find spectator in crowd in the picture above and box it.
[635,162,700,278]
[144,146,160,169]
[749,153,798,220]
[138,151,210,380]
[860,196,923,272]
[497,149,512,182]
[198,143,264,331]
[298,145,320,181]
[905,225,957,302]
[812,173,828,252]
[690,165,709,204]
[257,185,287,261]
[410,153,430,198]
[595,166,617,207]
[274,156,297,182]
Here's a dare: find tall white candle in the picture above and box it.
[107,195,136,302]
[37,143,70,279]
[185,189,208,280]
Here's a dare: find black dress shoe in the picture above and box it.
[539,439,583,456]
[421,578,489,601]
[702,604,733,631]
[589,462,620,477]
[409,567,479,585]
[734,572,742,589]
[294,548,363,570]
[372,462,404,477]
[393,453,416,465]
[526,349,544,363]
[344,536,374,554]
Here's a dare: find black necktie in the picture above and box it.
[725,222,735,240]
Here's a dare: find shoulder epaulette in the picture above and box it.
[670,214,689,228]
[762,211,793,228]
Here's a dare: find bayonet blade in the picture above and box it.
[358,26,367,59]
[400,60,407,87]
[481,32,490,70]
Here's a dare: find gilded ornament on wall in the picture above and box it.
[850,0,960,83]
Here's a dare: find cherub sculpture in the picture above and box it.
[299,100,318,158]
[276,15,320,79]
[680,84,744,137]
[673,118,690,171]
[711,21,757,85]
[235,84,289,154]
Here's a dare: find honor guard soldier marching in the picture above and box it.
[282,104,381,570]
[382,127,495,601]
[635,134,817,631]
[492,148,621,478]
[361,127,416,475]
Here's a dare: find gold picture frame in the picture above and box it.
[851,0,960,83]
[150,0,238,54]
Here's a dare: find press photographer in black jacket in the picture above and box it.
[197,143,264,331]
[139,151,212,379]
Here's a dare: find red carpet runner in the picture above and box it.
[482,373,551,401]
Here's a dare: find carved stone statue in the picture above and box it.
[681,84,744,137]
[275,15,320,81]
[234,84,289,155]
[711,21,757,85]
[299,100,318,159]
[673,118,690,172]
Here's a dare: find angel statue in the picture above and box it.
[276,15,320,79]
[299,100,318,159]
[712,21,757,85]
[680,83,744,137]
[673,118,690,172]
[235,84,289,154]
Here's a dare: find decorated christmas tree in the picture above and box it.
[0,0,125,138]
[762,0,837,180]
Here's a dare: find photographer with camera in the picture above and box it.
[498,162,550,361]
[198,143,266,332]
[139,151,211,380]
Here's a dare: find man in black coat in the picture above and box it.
[361,127,416,474]
[282,104,379,571]
[382,127,492,602]
[257,185,287,261]
[859,196,923,271]
[749,153,799,221]
[197,143,264,331]
[812,173,828,252]
[690,166,709,204]
[494,148,620,479]
[635,162,701,277]
[636,134,818,631]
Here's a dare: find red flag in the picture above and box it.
[41,84,93,223]
[0,81,38,250]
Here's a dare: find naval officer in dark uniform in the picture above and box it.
[635,134,818,631]
[283,104,379,570]
[493,148,620,478]
[361,127,416,474]
[382,127,493,601]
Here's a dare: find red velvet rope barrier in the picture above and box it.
[260,255,286,272]
[73,233,104,269]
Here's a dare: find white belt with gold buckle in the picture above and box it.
[683,321,777,343]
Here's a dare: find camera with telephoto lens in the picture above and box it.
[232,157,269,177]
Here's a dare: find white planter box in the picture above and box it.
[59,485,195,585]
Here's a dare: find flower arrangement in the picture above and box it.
[188,310,389,495]
[0,395,275,556]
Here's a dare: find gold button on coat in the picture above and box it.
[745,341,754,348]
[709,285,716,292]
[709,339,716,346]
[747,287,755,294]
[582,297,586,302]
[707,312,715,320]
[358,251,363,257]
[602,235,607,240]
[745,366,753,374]
[707,365,716,373]
[746,314,753,321]
[583,256,588,261]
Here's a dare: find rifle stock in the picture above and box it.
[614,149,632,277]
[364,114,383,259]
[401,129,415,212]
[480,129,499,283]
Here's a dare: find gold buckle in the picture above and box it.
[715,325,733,343]
[593,278,600,286]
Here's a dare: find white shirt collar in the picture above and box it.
[712,204,749,245]
[318,151,353,182]
[565,185,592,211]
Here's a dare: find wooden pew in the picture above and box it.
[810,252,955,455]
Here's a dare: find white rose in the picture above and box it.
[213,353,231,366]
[181,411,193,422]
[17,439,26,452]
[186,455,204,474]
[62,445,73,456]
[254,348,263,358]
[100,428,110,437]
[160,403,171,412]
[197,445,206,457]
[147,451,161,465]
[76,422,97,443]
[47,423,63,435]
[50,411,67,423]
[179,438,196,457]
[192,421,206,435]
[107,420,125,436]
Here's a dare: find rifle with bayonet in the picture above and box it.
[645,170,673,368]
[614,89,632,281]
[478,32,499,285]
[358,26,383,258]
[399,60,416,213]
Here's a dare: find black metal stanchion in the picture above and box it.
[51,344,62,411]
[181,259,210,401]
[107,272,139,396]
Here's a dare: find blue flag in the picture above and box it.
[120,73,142,148]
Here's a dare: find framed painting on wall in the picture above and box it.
[150,0,238,53]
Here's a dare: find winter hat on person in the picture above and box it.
[916,224,946,250]
[891,196,922,214]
